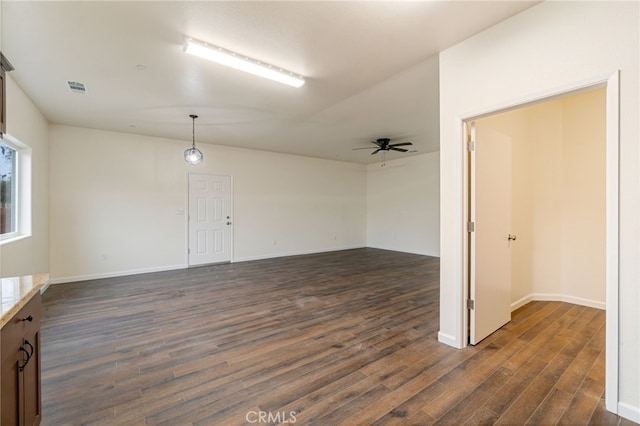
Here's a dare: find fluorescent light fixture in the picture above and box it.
[184,38,305,88]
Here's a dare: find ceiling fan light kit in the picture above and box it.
[183,38,305,88]
[184,114,203,165]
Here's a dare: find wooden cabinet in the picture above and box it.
[1,292,42,426]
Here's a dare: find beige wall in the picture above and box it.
[366,152,439,256]
[49,125,367,282]
[49,125,446,283]
[0,74,49,278]
[560,90,606,304]
[526,101,565,298]
[479,88,606,309]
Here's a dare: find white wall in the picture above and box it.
[48,125,367,282]
[366,152,439,256]
[479,88,606,309]
[439,1,639,416]
[0,74,49,277]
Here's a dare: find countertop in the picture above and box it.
[0,274,48,328]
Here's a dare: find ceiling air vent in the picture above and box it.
[66,80,87,94]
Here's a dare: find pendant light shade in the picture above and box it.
[184,114,203,165]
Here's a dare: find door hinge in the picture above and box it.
[467,221,475,232]
[467,299,475,310]
[188,248,190,254]
[467,140,475,152]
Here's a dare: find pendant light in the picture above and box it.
[184,114,203,165]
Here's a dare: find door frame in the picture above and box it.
[187,173,234,266]
[460,71,619,411]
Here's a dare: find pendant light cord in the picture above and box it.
[190,114,198,149]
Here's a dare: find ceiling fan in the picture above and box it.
[353,138,414,155]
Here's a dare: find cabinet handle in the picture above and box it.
[18,347,30,371]
[21,315,33,322]
[24,339,34,358]
[17,340,34,372]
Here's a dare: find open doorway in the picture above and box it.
[459,72,620,411]
[467,87,606,344]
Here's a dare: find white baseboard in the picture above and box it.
[511,293,605,312]
[365,244,440,258]
[48,264,188,285]
[437,331,461,348]
[232,245,366,263]
[618,402,640,424]
[511,295,534,311]
[48,247,367,283]
[40,280,51,294]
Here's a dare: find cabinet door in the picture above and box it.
[21,292,42,426]
[21,331,41,426]
[1,314,23,426]
[22,292,42,426]
[1,292,42,426]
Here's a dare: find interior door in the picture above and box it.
[469,122,513,345]
[188,174,232,266]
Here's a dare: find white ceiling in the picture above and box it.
[1,1,538,164]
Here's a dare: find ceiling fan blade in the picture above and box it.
[352,147,376,150]
[390,147,409,152]
[371,149,381,155]
[389,142,413,147]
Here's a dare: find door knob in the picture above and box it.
[508,234,517,241]
[226,221,232,225]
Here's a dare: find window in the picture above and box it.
[0,141,17,237]
[0,135,30,244]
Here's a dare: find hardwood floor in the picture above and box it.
[39,248,632,425]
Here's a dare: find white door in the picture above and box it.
[469,122,513,345]
[188,174,232,266]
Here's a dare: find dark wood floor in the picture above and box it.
[39,248,632,425]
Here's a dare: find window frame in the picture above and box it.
[0,134,31,245]
[0,141,18,239]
